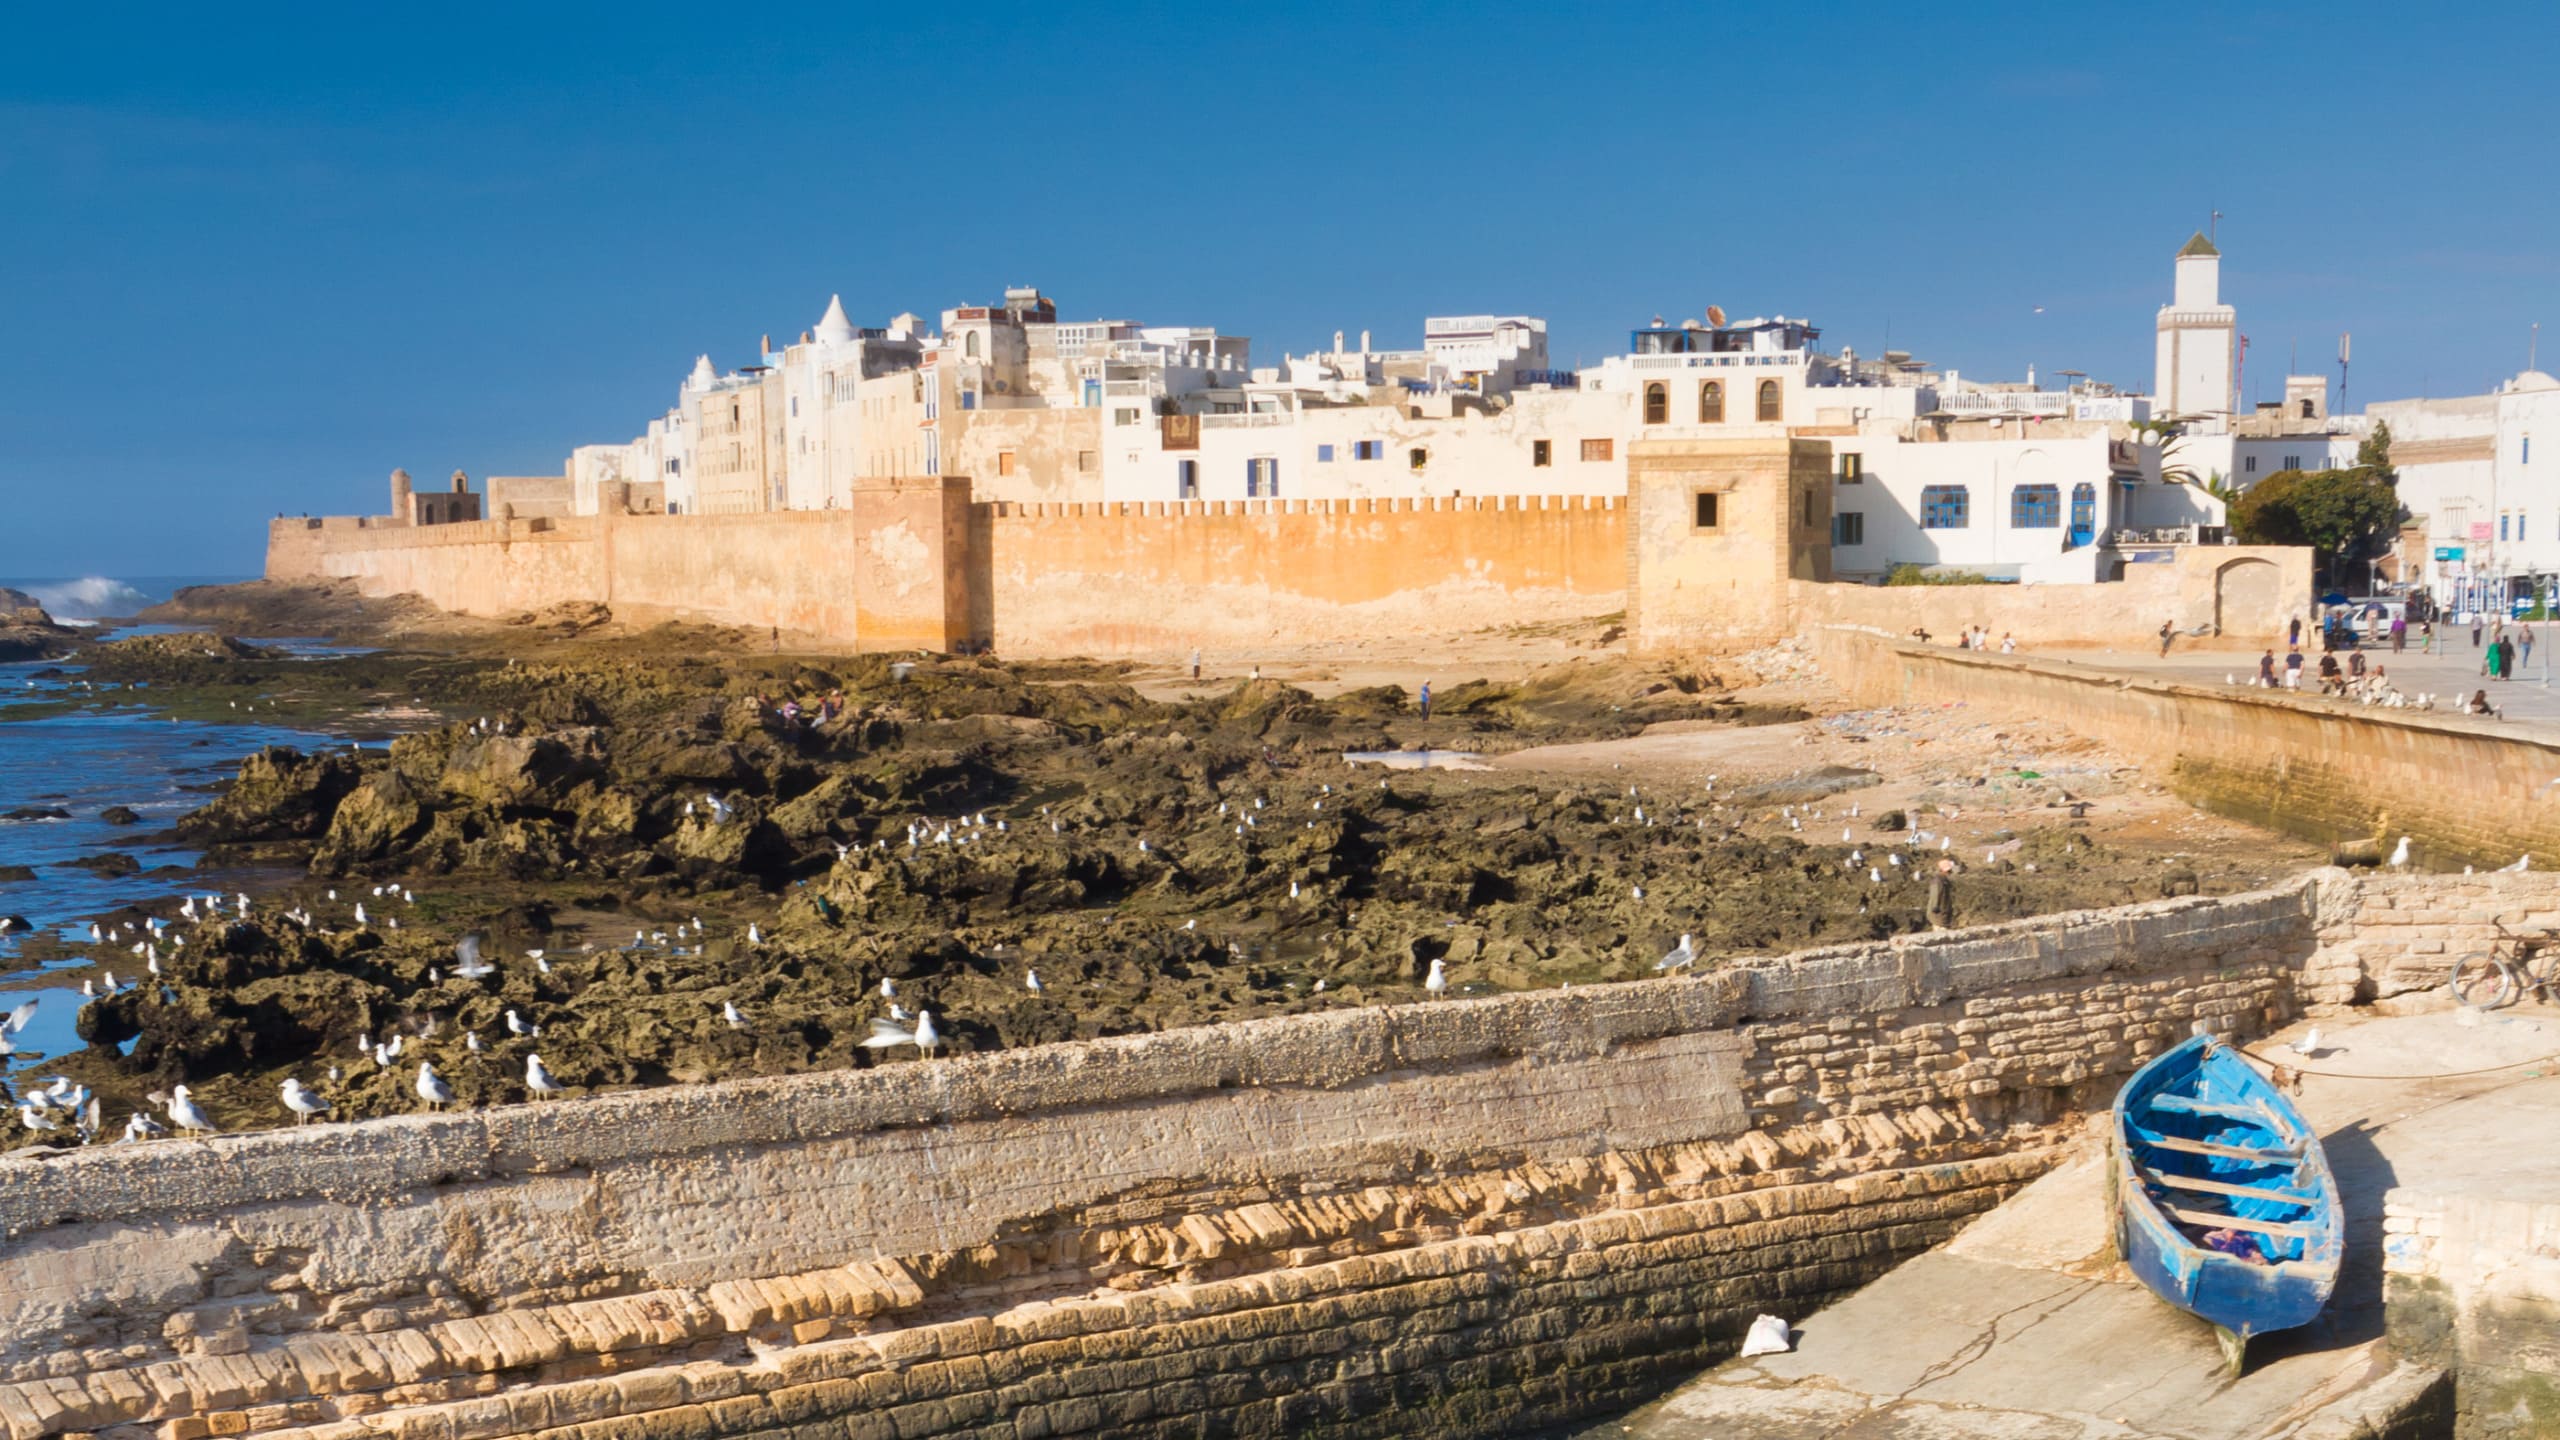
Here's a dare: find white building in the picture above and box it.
[2155,232,2237,418]
[2371,370,2560,612]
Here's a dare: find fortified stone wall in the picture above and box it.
[977,495,1623,656]
[0,882,2339,1440]
[1810,625,2560,868]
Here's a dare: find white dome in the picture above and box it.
[2506,369,2560,394]
[814,294,856,347]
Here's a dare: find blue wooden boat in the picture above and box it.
[2109,1033,2342,1370]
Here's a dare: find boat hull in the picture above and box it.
[2110,1034,2342,1347]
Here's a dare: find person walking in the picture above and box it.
[2390,614,2406,653]
[2159,620,2177,658]
[2284,647,2306,689]
[2288,616,2303,649]
[1190,647,1201,681]
[2523,622,2538,675]
[2495,634,2517,681]
[2258,648,2278,688]
[2000,632,2017,654]
[2473,612,2485,648]
[1418,680,1432,721]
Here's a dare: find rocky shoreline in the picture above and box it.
[3,583,2301,1145]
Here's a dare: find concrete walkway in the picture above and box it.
[1582,1007,2560,1437]
[2012,640,2560,735]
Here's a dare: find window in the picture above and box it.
[1533,439,1552,467]
[2522,512,2530,542]
[965,332,980,359]
[1177,460,1199,499]
[1699,381,1724,423]
[1921,485,1970,529]
[997,451,1017,477]
[1113,407,1140,426]
[2300,399,2316,419]
[1756,379,1781,422]
[1316,443,1336,462]
[1409,447,1429,469]
[2527,436,2534,465]
[1083,379,1102,408]
[2501,514,2511,541]
[1077,450,1096,473]
[961,392,978,411]
[1838,452,1863,483]
[1354,440,1384,461]
[2283,454,2301,470]
[1581,438,1614,462]
[790,397,799,418]
[731,403,741,423]
[1643,382,1668,425]
[1694,492,1721,530]
[2245,456,2258,474]
[1801,490,1816,527]
[1246,457,1279,497]
[1833,512,1865,546]
[2011,484,2061,528]
[2070,482,2095,539]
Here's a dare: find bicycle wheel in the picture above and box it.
[2519,948,2560,1008]
[2448,953,2517,1010]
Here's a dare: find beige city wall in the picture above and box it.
[0,881,2334,1440]
[977,495,1624,657]
[1810,626,2560,868]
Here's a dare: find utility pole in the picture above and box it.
[2338,333,2351,419]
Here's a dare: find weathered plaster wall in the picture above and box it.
[1810,625,2560,867]
[978,495,1624,657]
[1625,439,1831,653]
[2386,1191,2560,1438]
[0,882,2331,1440]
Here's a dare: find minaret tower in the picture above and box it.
[2154,231,2237,417]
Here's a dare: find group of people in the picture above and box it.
[1912,625,2016,654]
[2470,617,2535,681]
[760,691,847,735]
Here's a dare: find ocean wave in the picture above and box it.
[25,577,150,620]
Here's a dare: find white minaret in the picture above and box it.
[2154,232,2236,417]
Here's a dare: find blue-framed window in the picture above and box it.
[2011,484,2060,528]
[1316,444,1335,462]
[2502,514,2512,541]
[1246,457,1278,497]
[1354,440,1383,460]
[960,391,977,411]
[1920,485,1969,529]
[1176,460,1198,499]
[1832,512,1864,546]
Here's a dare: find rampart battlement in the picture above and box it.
[979,494,1621,520]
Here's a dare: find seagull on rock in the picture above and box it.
[722,1001,748,1030]
[1656,934,1699,971]
[280,1078,332,1125]
[526,1053,567,1098]
[505,1008,541,1039]
[2388,837,2411,869]
[416,1062,456,1110]
[167,1085,217,1136]
[1425,958,1448,997]
[865,1009,941,1058]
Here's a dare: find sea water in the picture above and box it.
[0,575,336,1071]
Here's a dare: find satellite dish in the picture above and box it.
[1707,305,1728,328]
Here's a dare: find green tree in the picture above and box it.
[1884,563,1990,586]
[2231,465,2399,587]
[2356,420,2395,479]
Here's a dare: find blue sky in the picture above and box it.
[4,2,2554,576]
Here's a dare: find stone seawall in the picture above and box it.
[1811,624,2560,869]
[2385,1191,2560,1437]
[0,876,2386,1440]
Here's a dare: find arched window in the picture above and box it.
[965,331,981,359]
[2069,482,2097,545]
[2299,398,2316,419]
[1699,380,1724,423]
[1756,379,1781,422]
[1643,382,1668,425]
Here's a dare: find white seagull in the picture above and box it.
[505,1008,541,1039]
[1656,934,1699,971]
[280,1078,333,1125]
[722,1001,748,1030]
[1424,958,1448,997]
[167,1085,218,1136]
[416,1062,456,1110]
[2388,837,2411,869]
[864,1009,941,1057]
[526,1053,567,1097]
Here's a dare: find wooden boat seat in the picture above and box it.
[2135,1133,2301,1163]
[2146,1095,2271,1122]
[2145,1172,2315,1207]
[2157,1203,2314,1239]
